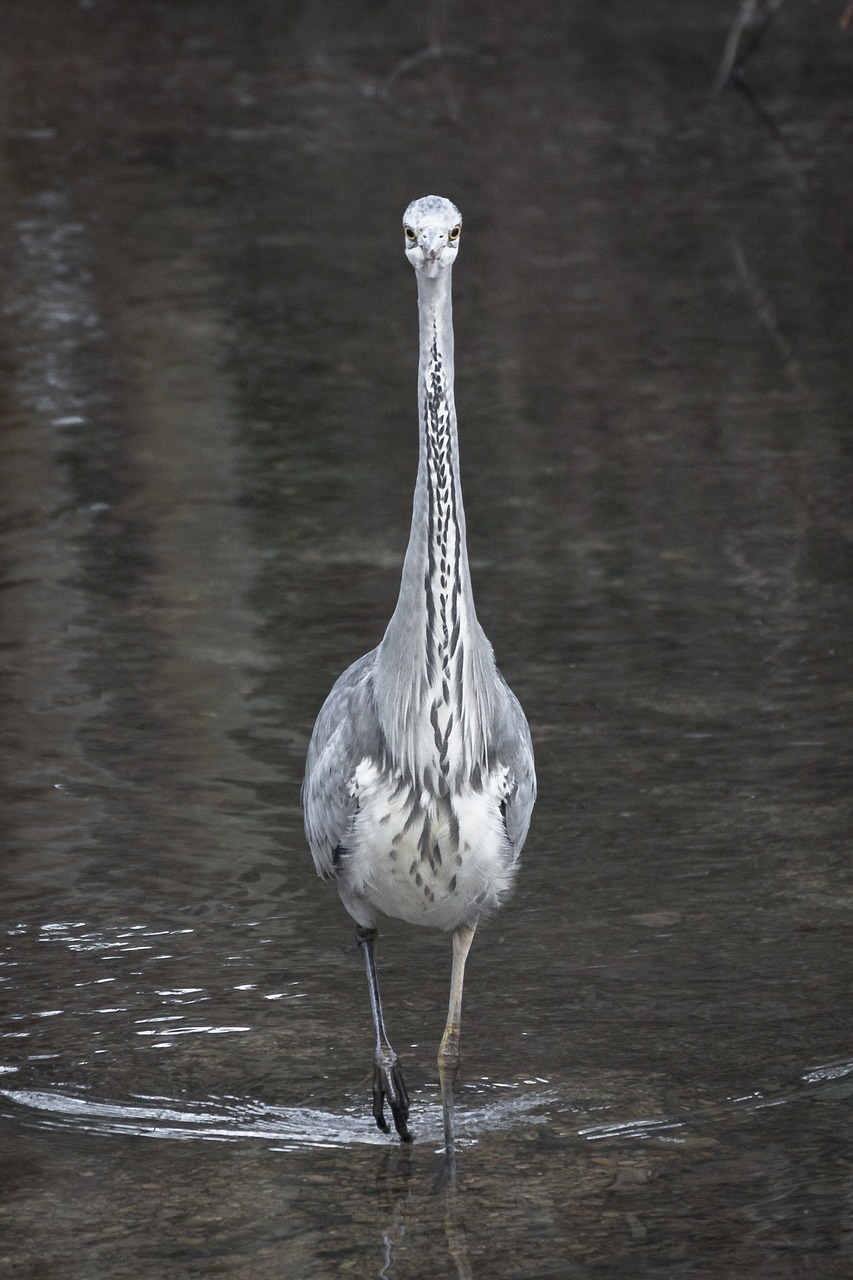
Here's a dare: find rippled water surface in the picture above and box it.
[1,1,852,1276]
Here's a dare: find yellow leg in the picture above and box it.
[438,923,476,1072]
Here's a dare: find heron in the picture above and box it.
[302,195,536,1143]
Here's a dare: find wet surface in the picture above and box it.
[1,0,852,1275]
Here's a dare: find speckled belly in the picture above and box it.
[341,767,516,931]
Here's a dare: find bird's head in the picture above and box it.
[402,195,462,279]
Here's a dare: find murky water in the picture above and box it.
[1,1,852,1275]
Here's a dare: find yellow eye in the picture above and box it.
[404,226,417,241]
[448,225,461,242]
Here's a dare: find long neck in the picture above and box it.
[375,267,494,787]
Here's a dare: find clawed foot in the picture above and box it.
[355,925,412,1142]
[372,1050,412,1143]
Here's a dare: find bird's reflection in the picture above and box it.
[440,1068,473,1280]
[373,1070,473,1279]
[375,1144,413,1280]
[439,1061,461,1191]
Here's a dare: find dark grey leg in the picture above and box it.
[356,925,412,1143]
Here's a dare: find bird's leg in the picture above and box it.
[437,924,476,1182]
[356,925,412,1143]
[438,923,476,1073]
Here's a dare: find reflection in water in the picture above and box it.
[375,1146,413,1278]
[439,1067,474,1280]
[440,1061,462,1191]
[3,1061,852,1275]
[373,1143,474,1280]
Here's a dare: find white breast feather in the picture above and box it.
[339,757,516,932]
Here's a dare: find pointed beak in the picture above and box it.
[419,228,447,262]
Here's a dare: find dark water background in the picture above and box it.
[1,1,852,1275]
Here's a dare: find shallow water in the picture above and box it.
[1,1,852,1276]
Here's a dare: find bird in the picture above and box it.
[302,195,536,1143]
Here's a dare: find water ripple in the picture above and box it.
[0,1083,553,1150]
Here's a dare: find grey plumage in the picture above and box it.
[302,195,535,1141]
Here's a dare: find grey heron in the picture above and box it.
[303,195,536,1143]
